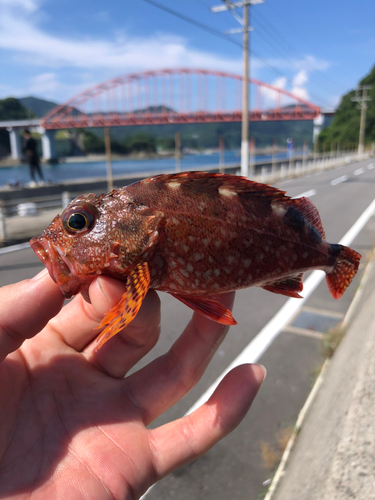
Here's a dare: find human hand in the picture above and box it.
[0,270,265,499]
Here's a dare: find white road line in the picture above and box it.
[0,242,30,255]
[293,189,316,199]
[184,197,375,417]
[330,175,348,186]
[354,168,365,175]
[368,163,374,170]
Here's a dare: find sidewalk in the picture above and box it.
[272,254,375,500]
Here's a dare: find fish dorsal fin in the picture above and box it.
[261,273,304,299]
[290,197,325,240]
[141,171,289,202]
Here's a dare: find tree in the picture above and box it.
[318,64,375,149]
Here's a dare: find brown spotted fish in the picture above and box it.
[30,172,361,348]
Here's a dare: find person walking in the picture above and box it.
[23,129,45,186]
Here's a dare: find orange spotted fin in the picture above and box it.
[326,245,361,299]
[171,294,237,325]
[261,273,304,298]
[96,262,151,350]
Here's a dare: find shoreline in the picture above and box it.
[0,147,289,168]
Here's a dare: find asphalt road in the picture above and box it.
[1,157,374,500]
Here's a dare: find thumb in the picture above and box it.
[0,269,64,362]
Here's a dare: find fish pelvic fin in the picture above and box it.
[326,245,361,299]
[96,262,151,349]
[170,294,237,325]
[261,273,304,298]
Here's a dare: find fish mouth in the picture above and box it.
[30,236,83,298]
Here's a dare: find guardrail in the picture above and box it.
[0,150,371,245]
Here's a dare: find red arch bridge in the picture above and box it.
[42,68,321,129]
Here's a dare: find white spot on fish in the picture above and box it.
[227,255,235,265]
[215,240,221,248]
[188,235,195,242]
[243,259,251,267]
[208,256,213,264]
[178,257,185,265]
[203,269,212,280]
[214,269,221,277]
[187,263,193,272]
[194,253,204,261]
[219,186,237,198]
[202,238,209,246]
[168,181,181,190]
[171,217,180,225]
[180,269,189,278]
[271,202,286,217]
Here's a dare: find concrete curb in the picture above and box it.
[264,247,375,500]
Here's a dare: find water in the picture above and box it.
[0,150,296,187]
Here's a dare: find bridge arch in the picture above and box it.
[42,68,321,130]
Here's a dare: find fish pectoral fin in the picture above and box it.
[96,262,151,350]
[261,273,304,299]
[170,294,237,325]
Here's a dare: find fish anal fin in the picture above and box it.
[291,197,325,240]
[171,293,237,326]
[96,262,151,350]
[261,273,304,299]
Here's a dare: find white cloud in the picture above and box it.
[0,0,331,108]
[0,2,242,74]
[293,70,308,88]
[0,0,39,12]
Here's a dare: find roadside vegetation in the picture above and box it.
[317,63,375,151]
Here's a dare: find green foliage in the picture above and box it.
[0,98,35,154]
[123,133,156,153]
[318,64,375,148]
[0,97,34,120]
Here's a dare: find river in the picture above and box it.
[0,150,297,187]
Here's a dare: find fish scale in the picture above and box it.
[30,171,361,348]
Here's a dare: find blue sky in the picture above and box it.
[0,0,374,110]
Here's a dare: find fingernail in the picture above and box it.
[96,276,110,302]
[31,268,48,281]
[256,363,267,381]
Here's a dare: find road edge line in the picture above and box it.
[263,244,375,500]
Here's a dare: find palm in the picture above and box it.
[0,272,264,499]
[1,348,153,499]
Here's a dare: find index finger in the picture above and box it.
[123,292,236,424]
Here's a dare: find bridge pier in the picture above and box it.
[7,128,22,160]
[40,129,56,161]
[313,115,324,143]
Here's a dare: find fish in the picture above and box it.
[30,171,361,349]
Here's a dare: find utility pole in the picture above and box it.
[211,0,264,178]
[351,85,372,155]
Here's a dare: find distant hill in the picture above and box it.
[19,96,59,118]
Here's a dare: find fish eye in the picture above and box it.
[68,213,88,231]
[62,205,97,236]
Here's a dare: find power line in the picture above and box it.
[142,0,331,108]
[142,0,243,49]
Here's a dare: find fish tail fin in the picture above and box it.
[326,245,361,299]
